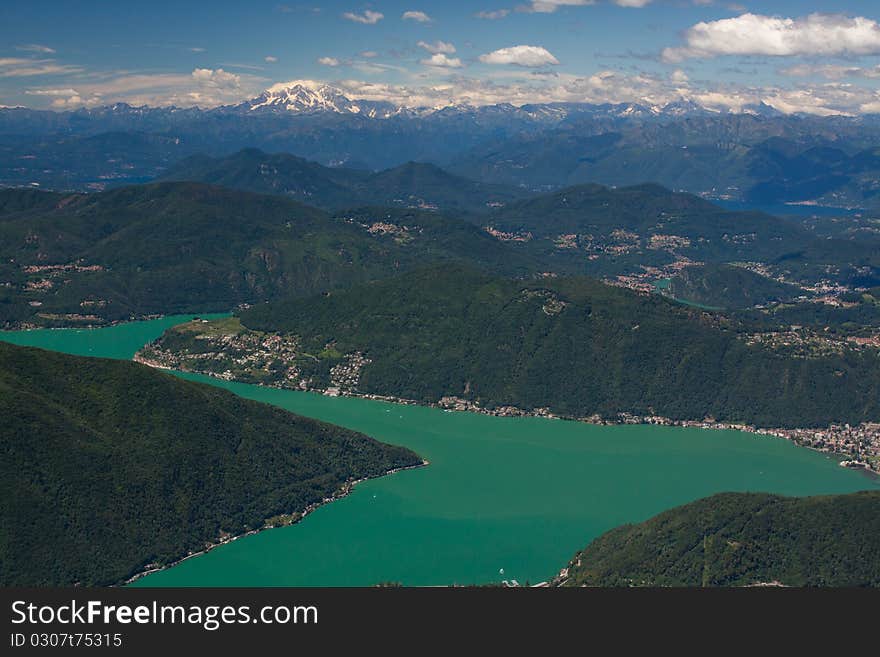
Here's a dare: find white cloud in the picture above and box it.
[279,68,880,117]
[861,96,880,114]
[402,11,432,23]
[318,57,341,67]
[0,57,83,78]
[342,10,384,24]
[189,47,206,53]
[663,13,880,62]
[190,68,242,93]
[418,40,456,55]
[265,56,278,63]
[421,53,463,68]
[476,9,510,19]
[521,1,595,14]
[479,45,559,67]
[360,51,379,58]
[25,68,263,109]
[26,87,80,99]
[15,44,56,54]
[614,0,652,6]
[671,69,689,84]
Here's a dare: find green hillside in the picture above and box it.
[490,182,814,262]
[667,264,804,309]
[485,182,879,294]
[162,265,880,428]
[559,491,880,587]
[0,341,420,585]
[161,148,526,212]
[0,182,534,327]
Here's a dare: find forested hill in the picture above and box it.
[0,341,420,586]
[666,263,804,309]
[0,182,534,328]
[237,266,880,428]
[488,182,813,261]
[558,491,880,587]
[161,148,527,212]
[487,182,880,283]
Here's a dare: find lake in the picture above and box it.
[3,318,877,586]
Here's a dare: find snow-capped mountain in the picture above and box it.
[238,83,405,118]
[740,101,785,118]
[231,83,718,122]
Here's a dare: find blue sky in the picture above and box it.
[2,1,880,114]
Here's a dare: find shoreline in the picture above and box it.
[132,353,880,477]
[2,311,233,333]
[121,458,428,586]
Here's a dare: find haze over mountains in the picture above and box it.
[4,83,880,209]
[161,149,526,212]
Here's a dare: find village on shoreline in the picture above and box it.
[133,343,880,476]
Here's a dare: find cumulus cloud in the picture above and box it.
[663,13,880,62]
[670,69,689,84]
[421,53,463,68]
[318,57,341,66]
[342,10,384,24]
[402,11,432,22]
[418,40,456,55]
[479,45,560,67]
[476,9,510,19]
[360,51,379,58]
[265,56,278,63]
[190,68,242,94]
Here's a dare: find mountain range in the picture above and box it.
[5,83,880,207]
[0,83,801,126]
[4,174,879,329]
[161,148,527,212]
[0,181,539,327]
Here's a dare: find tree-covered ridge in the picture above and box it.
[225,265,880,428]
[161,148,527,212]
[0,182,533,328]
[558,491,880,587]
[3,177,876,332]
[666,263,804,310]
[485,182,880,290]
[0,341,421,586]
